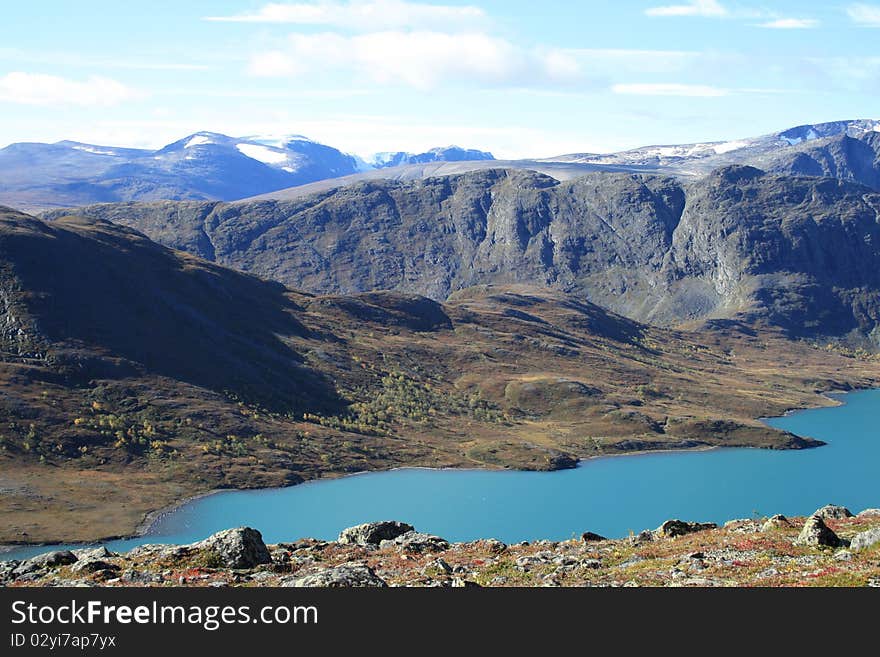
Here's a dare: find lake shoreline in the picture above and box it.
[0,444,729,557]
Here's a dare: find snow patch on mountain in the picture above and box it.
[184,135,215,149]
[70,145,120,156]
[713,140,750,155]
[235,143,288,165]
[244,134,313,149]
[781,129,819,146]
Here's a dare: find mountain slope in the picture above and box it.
[544,119,880,181]
[756,131,880,191]
[0,207,336,412]
[50,167,880,342]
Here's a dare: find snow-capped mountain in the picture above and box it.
[0,132,363,210]
[370,146,494,169]
[544,119,880,174]
[2,120,879,212]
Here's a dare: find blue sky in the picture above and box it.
[1,0,879,158]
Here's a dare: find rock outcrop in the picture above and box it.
[191,527,272,569]
[761,514,792,532]
[655,520,718,539]
[12,550,77,577]
[379,531,450,554]
[795,515,843,547]
[813,505,854,520]
[283,564,387,588]
[337,521,415,547]
[850,527,880,552]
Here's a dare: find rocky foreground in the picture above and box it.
[3,505,880,588]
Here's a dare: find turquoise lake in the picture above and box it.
[3,388,879,560]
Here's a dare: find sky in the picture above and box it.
[1,0,879,159]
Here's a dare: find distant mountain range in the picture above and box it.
[0,134,496,211]
[237,118,880,203]
[370,146,494,169]
[3,119,878,212]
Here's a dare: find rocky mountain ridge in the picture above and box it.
[47,166,880,342]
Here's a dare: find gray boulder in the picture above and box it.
[655,520,718,539]
[283,563,387,587]
[795,515,843,548]
[857,508,880,518]
[630,530,655,545]
[12,550,77,576]
[72,546,115,560]
[850,527,880,552]
[761,514,792,532]
[813,504,854,520]
[71,559,120,575]
[190,527,271,569]
[337,521,415,547]
[378,531,450,554]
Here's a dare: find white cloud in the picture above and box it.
[847,3,880,26]
[247,31,581,89]
[645,0,728,17]
[757,18,819,29]
[612,83,730,97]
[0,72,141,106]
[206,0,488,31]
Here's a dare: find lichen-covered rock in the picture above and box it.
[283,564,387,588]
[71,559,120,575]
[379,531,450,554]
[850,527,880,552]
[655,520,718,539]
[72,546,115,560]
[13,550,77,576]
[190,527,271,569]
[761,514,792,532]
[630,530,655,545]
[337,521,415,546]
[813,504,854,520]
[857,508,880,518]
[482,539,507,553]
[795,515,843,548]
